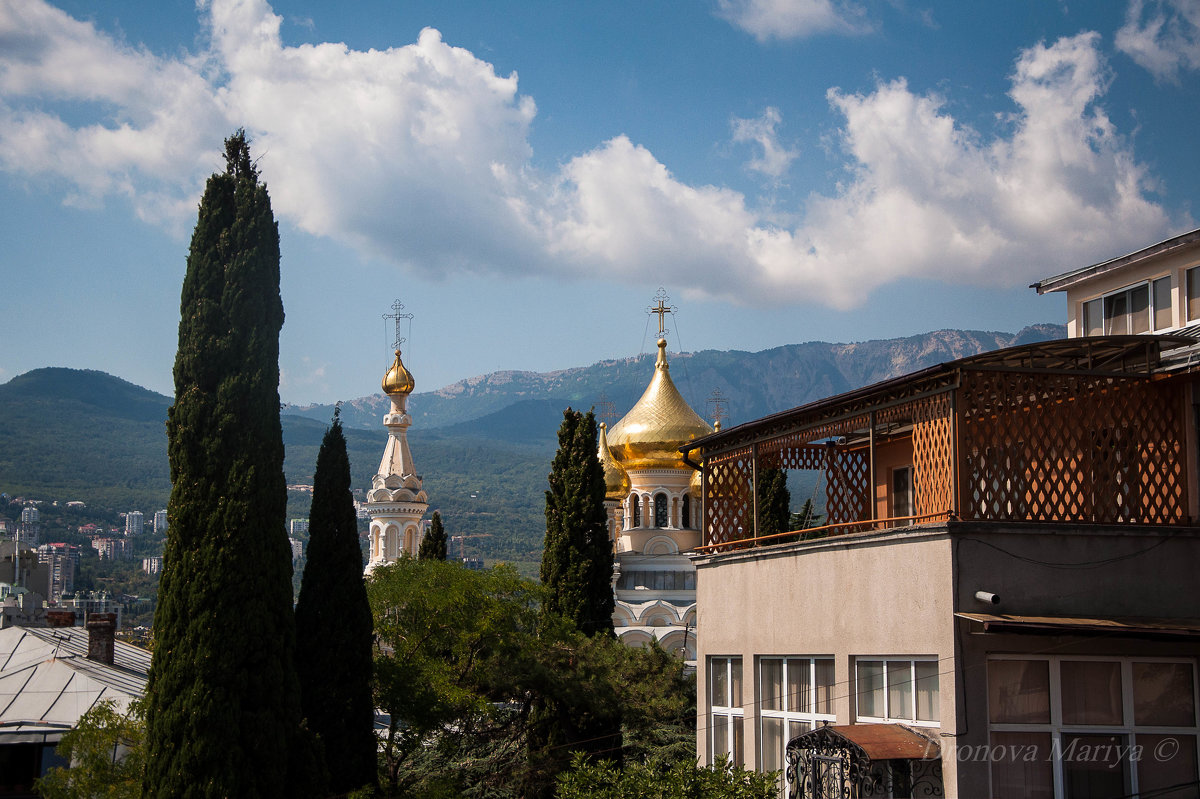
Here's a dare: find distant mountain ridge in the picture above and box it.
[288,324,1065,431]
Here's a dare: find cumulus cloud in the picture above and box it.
[714,0,870,40]
[732,107,798,180]
[0,2,1179,310]
[1116,0,1200,82]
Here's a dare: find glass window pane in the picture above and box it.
[733,715,744,768]
[858,660,885,718]
[762,659,783,712]
[990,731,1053,799]
[1137,734,1198,799]
[730,658,743,707]
[1061,733,1130,799]
[915,660,940,722]
[1106,293,1129,335]
[712,658,729,707]
[713,713,729,760]
[1155,277,1173,330]
[1061,660,1123,725]
[888,661,914,720]
[1130,284,1151,334]
[789,720,809,741]
[815,659,835,715]
[787,658,810,714]
[761,716,783,773]
[1084,299,1103,337]
[989,659,1051,724]
[1189,267,1200,321]
[1134,662,1196,727]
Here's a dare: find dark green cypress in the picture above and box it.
[756,466,791,539]
[295,410,377,795]
[143,130,304,797]
[418,511,448,561]
[540,409,613,637]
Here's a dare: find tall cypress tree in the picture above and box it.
[756,466,791,538]
[295,410,377,795]
[144,131,305,797]
[418,511,448,561]
[541,408,614,637]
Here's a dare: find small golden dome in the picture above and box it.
[608,339,713,470]
[382,349,415,396]
[597,423,631,500]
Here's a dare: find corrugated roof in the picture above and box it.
[955,612,1200,639]
[0,626,149,743]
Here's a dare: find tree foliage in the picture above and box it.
[143,130,309,797]
[555,754,778,799]
[418,510,448,561]
[755,466,791,539]
[541,409,613,637]
[295,410,376,794]
[36,700,145,799]
[366,559,695,798]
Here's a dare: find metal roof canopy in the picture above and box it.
[788,723,941,761]
[955,612,1200,640]
[682,335,1195,460]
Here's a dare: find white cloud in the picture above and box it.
[731,107,798,180]
[1116,0,1200,82]
[714,0,870,40]
[0,3,1180,311]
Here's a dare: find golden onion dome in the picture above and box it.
[382,349,415,397]
[608,339,714,470]
[597,423,631,500]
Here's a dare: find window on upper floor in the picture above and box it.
[856,657,940,725]
[1082,277,1172,336]
[1188,266,1200,322]
[654,493,669,528]
[759,657,836,782]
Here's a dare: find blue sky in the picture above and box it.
[2,0,1199,405]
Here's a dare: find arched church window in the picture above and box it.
[654,493,669,528]
[630,493,641,527]
[682,495,691,528]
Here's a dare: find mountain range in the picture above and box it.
[0,324,1063,569]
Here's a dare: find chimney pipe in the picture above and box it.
[86,612,117,666]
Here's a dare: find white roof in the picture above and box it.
[0,625,150,743]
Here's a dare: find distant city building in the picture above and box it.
[36,543,79,601]
[60,591,122,628]
[461,557,485,571]
[141,556,163,575]
[289,519,309,536]
[153,509,168,535]
[0,520,8,536]
[125,511,144,537]
[17,506,40,546]
[65,501,85,509]
[91,538,130,560]
[288,537,304,561]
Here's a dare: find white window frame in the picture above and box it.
[758,656,837,777]
[1081,276,1173,336]
[855,656,940,727]
[986,654,1200,799]
[709,656,745,767]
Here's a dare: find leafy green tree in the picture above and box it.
[143,130,309,797]
[790,497,824,531]
[418,510,448,561]
[756,466,791,539]
[295,410,376,795]
[555,754,778,799]
[36,700,145,799]
[541,409,613,637]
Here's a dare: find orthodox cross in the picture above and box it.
[383,299,413,351]
[707,388,729,429]
[595,392,619,428]
[647,287,675,338]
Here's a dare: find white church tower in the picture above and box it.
[364,303,428,573]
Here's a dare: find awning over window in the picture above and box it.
[790,723,941,761]
[955,612,1200,639]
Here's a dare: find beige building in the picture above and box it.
[686,242,1200,797]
